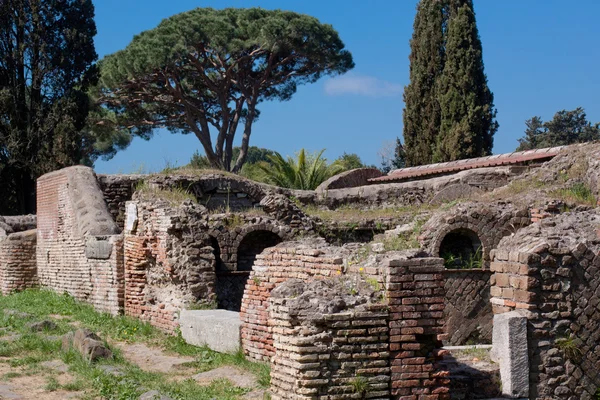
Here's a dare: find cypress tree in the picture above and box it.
[402,0,445,167]
[434,0,498,162]
[403,0,497,165]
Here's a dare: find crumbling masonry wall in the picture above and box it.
[124,200,216,332]
[36,167,124,315]
[490,211,600,399]
[0,230,37,294]
[270,290,391,399]
[240,241,349,362]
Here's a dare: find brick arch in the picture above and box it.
[232,224,291,256]
[420,203,531,269]
[209,221,291,312]
[232,224,291,268]
[431,223,491,267]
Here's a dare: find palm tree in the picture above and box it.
[258,149,344,190]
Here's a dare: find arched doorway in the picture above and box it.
[209,236,225,271]
[237,230,283,271]
[439,228,483,269]
[215,230,282,311]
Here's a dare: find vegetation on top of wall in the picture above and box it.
[381,217,426,252]
[135,181,197,206]
[516,107,600,151]
[550,182,597,207]
[303,203,435,224]
[257,149,345,190]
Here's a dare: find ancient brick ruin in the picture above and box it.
[0,143,599,399]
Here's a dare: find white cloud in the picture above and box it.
[324,74,403,97]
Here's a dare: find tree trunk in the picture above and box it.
[232,98,257,173]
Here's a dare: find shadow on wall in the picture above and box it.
[213,230,282,311]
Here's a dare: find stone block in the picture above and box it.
[125,202,138,233]
[180,309,241,353]
[490,311,529,398]
[62,329,112,361]
[85,237,113,260]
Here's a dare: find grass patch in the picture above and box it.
[442,247,483,270]
[303,203,434,223]
[381,217,426,251]
[135,181,197,206]
[555,335,583,361]
[493,176,547,198]
[453,346,491,362]
[349,375,369,395]
[550,182,596,206]
[0,289,270,399]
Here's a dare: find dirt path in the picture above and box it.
[116,342,195,373]
[0,361,84,400]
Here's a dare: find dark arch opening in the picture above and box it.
[209,236,225,271]
[237,230,282,271]
[439,228,483,269]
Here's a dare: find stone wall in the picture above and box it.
[0,230,37,294]
[269,280,390,400]
[443,269,493,345]
[123,200,216,332]
[490,211,600,399]
[316,167,383,191]
[36,167,124,315]
[0,215,36,237]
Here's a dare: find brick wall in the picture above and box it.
[98,174,141,230]
[240,243,348,362]
[385,256,449,400]
[269,298,390,399]
[443,269,492,345]
[36,167,124,315]
[0,230,37,294]
[124,200,216,333]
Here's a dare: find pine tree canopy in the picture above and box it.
[516,108,600,151]
[97,8,354,173]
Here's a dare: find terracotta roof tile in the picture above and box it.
[369,146,564,183]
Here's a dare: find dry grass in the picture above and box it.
[302,204,436,223]
[135,182,197,206]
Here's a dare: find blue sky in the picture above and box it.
[93,0,600,174]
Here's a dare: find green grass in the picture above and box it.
[550,182,597,206]
[442,247,483,270]
[381,217,426,251]
[555,335,583,361]
[453,346,491,362]
[0,289,270,399]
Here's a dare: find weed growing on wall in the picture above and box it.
[349,375,369,396]
[556,335,583,362]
